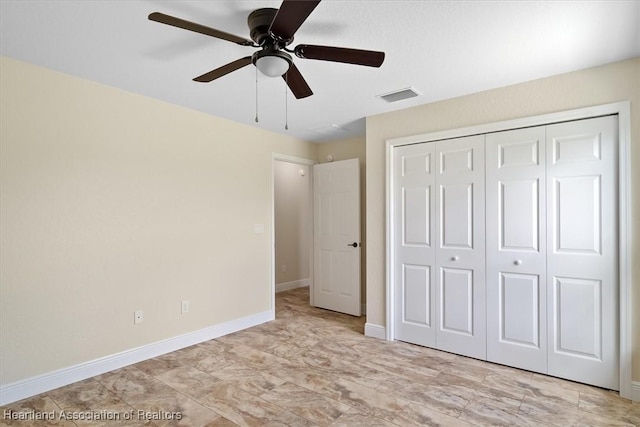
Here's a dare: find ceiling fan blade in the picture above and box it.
[294,44,385,67]
[283,63,313,99]
[193,57,253,82]
[149,12,254,46]
[269,0,321,41]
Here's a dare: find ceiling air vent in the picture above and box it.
[376,87,421,103]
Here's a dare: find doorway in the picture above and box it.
[272,154,315,310]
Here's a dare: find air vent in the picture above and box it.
[376,87,421,103]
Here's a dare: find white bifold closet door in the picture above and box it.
[435,136,486,359]
[486,116,618,389]
[394,115,619,390]
[486,126,548,373]
[394,135,486,359]
[545,117,618,390]
[393,142,437,348]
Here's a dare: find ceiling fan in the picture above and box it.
[148,0,385,99]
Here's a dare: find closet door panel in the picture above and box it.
[546,116,619,390]
[435,135,486,359]
[393,143,437,347]
[440,267,474,335]
[486,127,547,373]
[499,272,540,347]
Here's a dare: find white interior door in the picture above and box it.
[313,159,361,316]
[393,143,436,347]
[435,136,486,359]
[486,127,548,373]
[546,116,619,390]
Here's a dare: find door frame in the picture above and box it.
[271,153,316,311]
[385,101,632,399]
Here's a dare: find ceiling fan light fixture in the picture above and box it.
[256,55,290,77]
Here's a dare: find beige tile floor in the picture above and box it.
[2,287,638,426]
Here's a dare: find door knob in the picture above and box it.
[451,256,459,261]
[514,259,523,266]
[348,242,359,248]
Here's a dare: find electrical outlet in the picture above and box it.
[134,310,144,325]
[181,300,190,314]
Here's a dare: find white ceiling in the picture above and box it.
[2,1,639,143]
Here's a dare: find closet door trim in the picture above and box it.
[385,101,632,399]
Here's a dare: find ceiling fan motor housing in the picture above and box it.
[248,8,292,47]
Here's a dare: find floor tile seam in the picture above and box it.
[331,382,413,418]
[521,390,581,411]
[367,367,440,389]
[527,378,592,400]
[334,361,401,389]
[401,386,471,414]
[472,381,528,406]
[357,407,414,427]
[396,399,472,425]
[258,387,352,427]
[453,386,524,412]
[514,403,589,427]
[477,382,528,403]
[297,346,365,369]
[146,368,239,416]
[578,395,633,412]
[45,383,139,416]
[457,405,543,427]
[577,389,635,408]
[146,363,240,400]
[268,373,354,406]
[358,358,443,377]
[464,397,554,426]
[575,400,636,420]
[265,335,316,354]
[325,407,364,427]
[228,341,299,365]
[185,381,307,426]
[102,388,207,427]
[278,371,407,420]
[91,366,182,402]
[207,374,285,400]
[41,379,95,409]
[190,403,247,427]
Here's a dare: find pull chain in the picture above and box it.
[284,72,289,130]
[254,65,259,123]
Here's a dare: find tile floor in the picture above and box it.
[2,287,638,426]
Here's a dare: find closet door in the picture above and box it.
[435,136,486,359]
[393,143,437,347]
[546,116,619,390]
[486,127,547,373]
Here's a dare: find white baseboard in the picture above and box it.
[632,381,640,402]
[275,278,310,293]
[0,310,274,406]
[364,322,386,340]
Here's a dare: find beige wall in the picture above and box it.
[366,58,640,380]
[0,57,317,384]
[274,161,311,285]
[316,137,367,304]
